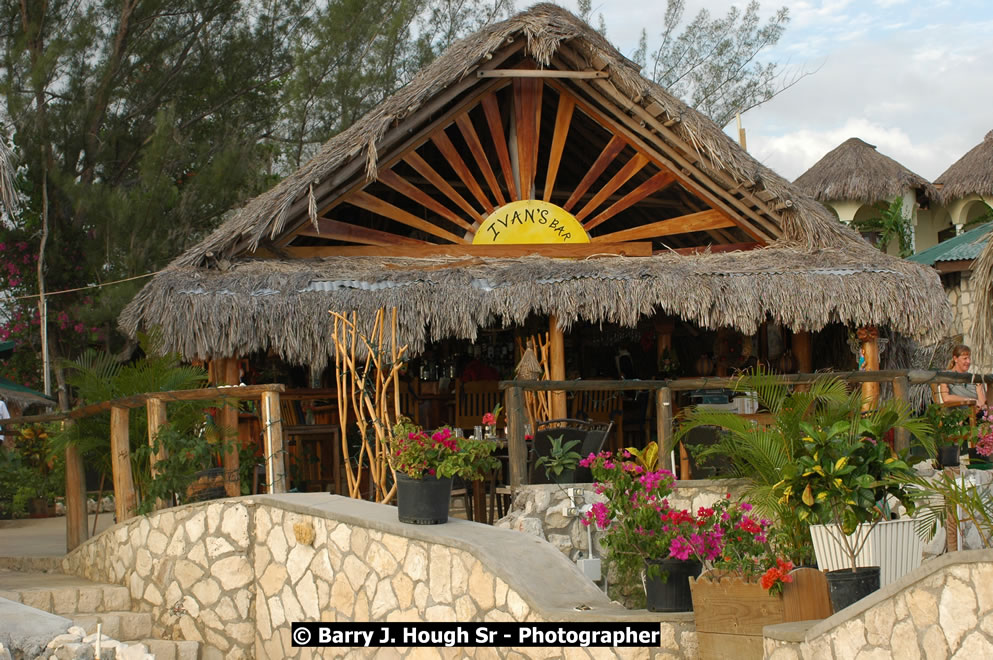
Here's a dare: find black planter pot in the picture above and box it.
[826,566,880,612]
[396,473,452,525]
[938,444,961,468]
[643,558,702,612]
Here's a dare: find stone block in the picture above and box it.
[103,587,131,612]
[51,588,79,615]
[939,577,977,649]
[118,611,152,640]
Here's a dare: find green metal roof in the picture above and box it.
[907,222,993,266]
[0,376,54,406]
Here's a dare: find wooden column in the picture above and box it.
[792,331,812,373]
[65,438,87,551]
[859,327,880,410]
[506,385,527,487]
[146,397,169,510]
[549,315,567,419]
[217,357,242,497]
[261,390,287,494]
[110,406,137,522]
[892,375,911,452]
[656,387,674,472]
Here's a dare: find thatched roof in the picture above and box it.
[174,3,858,267]
[120,248,948,367]
[935,130,993,203]
[120,4,951,366]
[793,138,937,205]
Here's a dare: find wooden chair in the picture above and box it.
[454,379,504,434]
[570,390,624,453]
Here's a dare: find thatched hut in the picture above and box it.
[935,130,993,225]
[793,137,939,252]
[119,5,948,426]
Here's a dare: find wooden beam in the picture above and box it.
[481,94,518,201]
[563,135,626,212]
[110,406,137,523]
[935,259,974,274]
[892,375,910,452]
[349,191,466,244]
[575,154,648,221]
[218,358,241,498]
[478,69,609,79]
[376,169,476,234]
[282,242,653,259]
[591,209,735,243]
[455,114,506,207]
[431,130,495,214]
[261,390,287,494]
[146,397,169,510]
[584,171,676,231]
[549,315,567,419]
[297,217,432,246]
[402,152,486,224]
[514,78,542,199]
[506,385,527,487]
[65,441,87,551]
[543,94,575,202]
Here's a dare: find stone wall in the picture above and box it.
[496,480,747,561]
[763,550,993,658]
[62,494,698,659]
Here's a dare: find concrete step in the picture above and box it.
[142,638,201,660]
[71,611,153,641]
[0,570,131,614]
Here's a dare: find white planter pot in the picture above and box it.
[810,518,922,587]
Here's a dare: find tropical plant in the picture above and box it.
[534,435,582,481]
[675,368,932,566]
[905,470,993,549]
[626,441,660,471]
[389,418,500,480]
[771,398,924,571]
[924,403,974,448]
[851,197,914,257]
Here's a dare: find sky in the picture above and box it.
[557,0,993,181]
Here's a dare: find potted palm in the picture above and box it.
[771,391,925,611]
[390,417,500,524]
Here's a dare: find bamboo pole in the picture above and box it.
[110,406,136,522]
[657,387,674,472]
[860,327,881,410]
[260,390,286,494]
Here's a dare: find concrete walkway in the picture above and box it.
[0,514,115,559]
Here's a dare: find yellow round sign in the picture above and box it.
[472,200,590,244]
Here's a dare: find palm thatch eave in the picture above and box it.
[935,130,993,204]
[120,248,949,367]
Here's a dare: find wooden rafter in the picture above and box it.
[455,114,506,207]
[590,209,735,243]
[481,94,518,201]
[543,94,574,202]
[280,242,652,259]
[584,171,676,231]
[376,168,476,234]
[563,135,626,212]
[514,78,542,199]
[575,154,648,221]
[402,152,485,223]
[430,130,495,214]
[349,191,466,244]
[296,217,432,246]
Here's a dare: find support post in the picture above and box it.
[549,315,567,419]
[792,330,813,392]
[65,439,87,551]
[110,406,137,522]
[146,397,169,510]
[506,385,527,488]
[261,390,287,494]
[859,327,880,410]
[657,387,674,472]
[218,357,241,497]
[892,375,911,452]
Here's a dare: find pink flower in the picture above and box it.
[481,412,496,425]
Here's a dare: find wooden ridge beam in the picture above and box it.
[591,209,735,243]
[282,242,653,259]
[349,191,466,244]
[478,69,609,79]
[377,168,475,233]
[296,217,432,246]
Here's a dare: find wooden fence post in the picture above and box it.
[548,315,567,419]
[146,397,169,510]
[65,435,88,551]
[657,387,674,472]
[506,385,528,488]
[892,375,910,452]
[261,390,287,494]
[110,406,137,522]
[218,358,241,497]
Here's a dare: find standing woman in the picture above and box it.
[939,344,986,406]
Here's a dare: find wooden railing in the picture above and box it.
[0,384,289,549]
[500,370,993,489]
